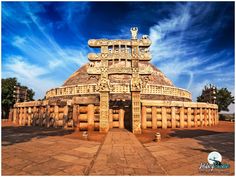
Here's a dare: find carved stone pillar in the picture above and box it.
[100,91,109,132]
[16,108,20,124]
[19,107,22,126]
[208,109,212,126]
[194,108,197,127]
[28,107,31,126]
[171,107,176,128]
[180,107,184,128]
[152,106,157,129]
[211,109,215,125]
[162,107,167,129]
[24,107,27,126]
[119,107,125,129]
[88,104,95,131]
[199,107,203,127]
[54,105,59,122]
[215,109,217,125]
[204,108,207,126]
[73,105,79,128]
[187,107,191,128]
[141,106,147,129]
[63,105,68,128]
[46,105,50,120]
[109,109,113,129]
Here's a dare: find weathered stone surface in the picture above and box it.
[89,129,166,175]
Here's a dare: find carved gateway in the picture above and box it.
[86,27,153,133]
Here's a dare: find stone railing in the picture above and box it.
[141,100,218,129]
[46,84,98,99]
[142,84,192,99]
[12,99,218,131]
[46,84,192,100]
[12,100,100,130]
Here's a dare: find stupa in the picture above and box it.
[12,28,218,134]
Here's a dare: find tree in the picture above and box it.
[216,88,234,112]
[197,85,234,112]
[2,78,18,119]
[1,77,35,119]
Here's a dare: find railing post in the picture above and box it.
[141,106,147,129]
[162,107,167,129]
[152,106,157,129]
[171,106,176,128]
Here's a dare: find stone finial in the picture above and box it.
[130,27,138,40]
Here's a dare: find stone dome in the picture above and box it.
[63,62,173,87]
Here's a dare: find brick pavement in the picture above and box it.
[89,129,167,175]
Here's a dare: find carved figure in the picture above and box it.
[89,62,94,67]
[141,76,150,87]
[130,27,138,40]
[142,35,149,40]
[131,75,142,90]
[96,78,110,91]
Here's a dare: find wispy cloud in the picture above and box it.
[2,56,60,99]
[148,2,234,105]
[2,2,234,114]
[2,2,89,99]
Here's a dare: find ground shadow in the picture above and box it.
[2,126,74,146]
[194,132,234,161]
[169,129,234,161]
[169,129,224,138]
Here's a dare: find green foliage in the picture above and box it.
[216,88,234,112]
[197,94,206,102]
[197,85,234,112]
[1,77,35,119]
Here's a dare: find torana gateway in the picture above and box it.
[12,28,219,134]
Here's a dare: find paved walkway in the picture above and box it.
[89,129,166,175]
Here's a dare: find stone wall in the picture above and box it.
[141,100,219,129]
[12,99,218,132]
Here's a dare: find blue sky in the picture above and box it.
[2,2,235,111]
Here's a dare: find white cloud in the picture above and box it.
[4,56,48,78]
[148,3,234,112]
[12,36,26,46]
[3,56,60,99]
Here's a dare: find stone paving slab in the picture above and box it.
[2,136,100,175]
[2,125,234,175]
[144,132,234,176]
[89,129,167,175]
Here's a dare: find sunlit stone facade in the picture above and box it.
[12,28,218,133]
